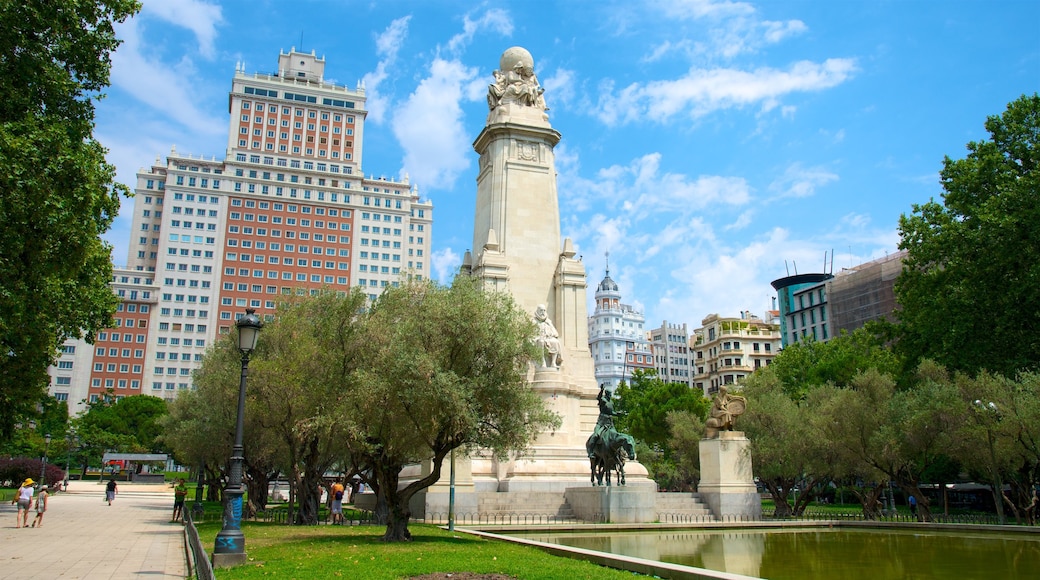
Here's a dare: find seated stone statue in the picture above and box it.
[705,386,747,438]
[534,304,562,369]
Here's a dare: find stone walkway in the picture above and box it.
[0,480,186,579]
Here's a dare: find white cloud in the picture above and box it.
[595,59,857,126]
[143,0,223,58]
[643,39,694,63]
[109,19,225,136]
[654,0,806,59]
[430,247,461,283]
[362,16,412,124]
[542,68,576,109]
[447,8,513,54]
[391,58,480,191]
[725,210,754,231]
[659,0,756,20]
[768,163,839,199]
[594,153,751,217]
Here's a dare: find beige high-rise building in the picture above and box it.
[48,49,432,412]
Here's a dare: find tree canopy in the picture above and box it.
[615,369,709,453]
[166,278,558,541]
[0,0,140,440]
[896,94,1040,376]
[76,394,168,453]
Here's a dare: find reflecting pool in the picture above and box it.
[510,528,1040,579]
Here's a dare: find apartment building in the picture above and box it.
[49,49,433,413]
[587,266,653,391]
[648,321,694,388]
[691,312,781,397]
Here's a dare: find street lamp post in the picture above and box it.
[64,433,77,491]
[212,308,262,568]
[40,434,51,491]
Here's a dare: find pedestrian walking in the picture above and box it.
[13,478,35,528]
[105,478,118,506]
[31,487,48,527]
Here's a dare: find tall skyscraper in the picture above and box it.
[49,49,433,413]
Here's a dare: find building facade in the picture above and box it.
[587,266,653,391]
[648,321,694,388]
[48,49,433,413]
[691,312,781,397]
[770,252,905,347]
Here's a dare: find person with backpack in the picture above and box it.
[330,478,345,525]
[105,478,118,505]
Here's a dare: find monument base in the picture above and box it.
[698,432,762,520]
[211,552,248,568]
[565,486,657,523]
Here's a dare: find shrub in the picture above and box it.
[0,457,67,488]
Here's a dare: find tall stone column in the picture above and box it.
[463,47,650,493]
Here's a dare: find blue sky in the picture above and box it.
[97,0,1039,328]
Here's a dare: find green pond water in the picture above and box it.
[510,528,1040,579]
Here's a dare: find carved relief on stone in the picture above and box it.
[480,150,490,171]
[516,140,539,162]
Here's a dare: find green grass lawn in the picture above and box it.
[195,521,648,579]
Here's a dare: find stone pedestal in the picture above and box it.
[401,456,478,520]
[565,486,657,523]
[698,432,761,520]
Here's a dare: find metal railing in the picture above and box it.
[184,512,216,580]
[761,509,1011,525]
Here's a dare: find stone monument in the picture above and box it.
[398,47,656,520]
[698,387,761,520]
[464,45,652,491]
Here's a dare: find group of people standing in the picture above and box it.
[12,478,48,528]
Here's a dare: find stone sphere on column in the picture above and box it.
[500,46,534,72]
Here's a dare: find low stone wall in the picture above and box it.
[565,486,656,523]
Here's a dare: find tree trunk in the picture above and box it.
[852,483,884,520]
[378,465,411,541]
[765,480,794,517]
[367,477,388,525]
[205,468,222,501]
[895,481,932,522]
[244,466,271,517]
[792,478,821,516]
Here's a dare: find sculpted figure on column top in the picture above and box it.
[487,46,548,112]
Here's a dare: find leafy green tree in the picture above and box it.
[252,290,369,525]
[740,368,829,517]
[664,410,705,491]
[953,370,1040,525]
[896,94,1040,376]
[766,327,900,399]
[614,369,710,453]
[0,0,140,440]
[163,354,285,512]
[348,277,558,541]
[76,394,168,454]
[814,364,963,522]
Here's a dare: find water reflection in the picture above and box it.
[512,528,1040,580]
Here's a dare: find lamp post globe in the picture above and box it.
[212,308,263,567]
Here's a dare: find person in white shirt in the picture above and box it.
[12,478,35,528]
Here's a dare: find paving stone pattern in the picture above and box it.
[0,480,186,579]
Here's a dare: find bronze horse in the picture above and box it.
[589,431,636,486]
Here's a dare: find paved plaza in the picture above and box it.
[0,480,186,579]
